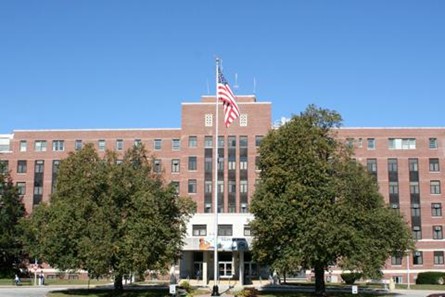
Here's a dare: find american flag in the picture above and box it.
[218,67,240,128]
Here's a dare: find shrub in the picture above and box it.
[341,272,363,285]
[416,272,445,285]
[235,287,259,297]
[179,280,192,293]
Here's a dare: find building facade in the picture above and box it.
[0,95,444,284]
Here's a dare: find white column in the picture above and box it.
[239,251,245,286]
[203,251,209,285]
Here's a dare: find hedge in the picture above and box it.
[416,272,445,285]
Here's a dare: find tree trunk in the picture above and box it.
[114,274,123,292]
[314,264,326,296]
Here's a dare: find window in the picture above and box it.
[16,182,26,195]
[116,139,124,151]
[409,158,418,172]
[34,140,47,152]
[228,156,236,170]
[218,225,233,236]
[240,180,248,193]
[188,136,197,148]
[388,159,398,172]
[429,158,440,172]
[412,226,422,240]
[239,136,248,148]
[153,159,162,173]
[172,139,180,151]
[240,202,248,213]
[35,160,44,173]
[17,160,27,174]
[239,156,247,170]
[217,157,224,171]
[204,203,212,213]
[430,180,441,194]
[433,226,443,239]
[205,157,212,172]
[391,253,403,265]
[218,136,225,148]
[98,140,106,151]
[367,159,377,174]
[413,251,423,265]
[52,140,65,151]
[357,138,363,148]
[410,182,419,194]
[240,114,248,126]
[205,114,213,127]
[154,139,162,150]
[434,251,444,265]
[346,138,354,148]
[367,138,375,150]
[204,136,213,148]
[388,138,416,150]
[134,139,142,147]
[188,179,197,193]
[171,159,180,173]
[205,181,212,194]
[19,140,27,152]
[75,140,83,151]
[411,204,420,217]
[228,136,236,148]
[192,225,207,236]
[244,225,251,236]
[217,181,224,193]
[34,185,43,195]
[252,136,263,149]
[228,181,236,193]
[429,138,438,149]
[432,203,442,217]
[389,182,399,194]
[188,156,197,171]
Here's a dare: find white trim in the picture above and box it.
[13,128,181,132]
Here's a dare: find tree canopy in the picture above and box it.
[21,144,195,290]
[250,105,413,295]
[0,161,26,278]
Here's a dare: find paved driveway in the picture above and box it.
[0,286,74,297]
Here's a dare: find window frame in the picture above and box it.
[188,179,197,194]
[192,225,207,236]
[218,224,233,236]
[188,156,197,171]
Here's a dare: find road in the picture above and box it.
[0,286,81,297]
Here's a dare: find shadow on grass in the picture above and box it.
[49,287,169,297]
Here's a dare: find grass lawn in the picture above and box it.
[47,288,170,297]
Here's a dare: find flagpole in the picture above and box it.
[211,57,220,296]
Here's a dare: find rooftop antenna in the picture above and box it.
[233,73,239,90]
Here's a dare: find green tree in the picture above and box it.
[250,105,413,296]
[0,161,26,278]
[22,144,195,291]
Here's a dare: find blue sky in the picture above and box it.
[1,1,445,132]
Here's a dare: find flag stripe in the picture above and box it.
[217,68,240,127]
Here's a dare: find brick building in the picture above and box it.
[0,95,444,284]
